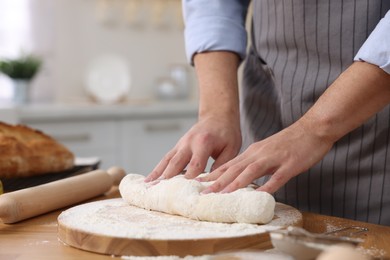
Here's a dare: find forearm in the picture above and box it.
[299,61,390,144]
[146,51,242,181]
[194,51,241,122]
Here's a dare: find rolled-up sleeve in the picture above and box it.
[354,10,390,74]
[183,0,250,64]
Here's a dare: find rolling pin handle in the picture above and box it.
[107,167,126,186]
[0,196,16,222]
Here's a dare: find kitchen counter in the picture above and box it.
[9,101,198,123]
[1,188,389,260]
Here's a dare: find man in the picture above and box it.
[146,1,390,225]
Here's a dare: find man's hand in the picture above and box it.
[200,61,390,194]
[198,119,333,194]
[145,114,241,182]
[145,51,242,182]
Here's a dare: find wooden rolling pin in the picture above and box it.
[0,167,126,224]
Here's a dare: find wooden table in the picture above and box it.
[302,212,390,259]
[1,187,389,260]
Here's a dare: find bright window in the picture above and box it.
[0,0,31,101]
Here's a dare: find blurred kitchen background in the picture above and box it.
[0,0,194,102]
[0,0,201,174]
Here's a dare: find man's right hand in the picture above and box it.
[145,114,242,182]
[145,51,242,182]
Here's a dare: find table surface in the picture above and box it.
[1,187,390,260]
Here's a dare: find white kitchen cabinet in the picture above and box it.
[17,102,198,172]
[120,117,196,175]
[22,120,121,170]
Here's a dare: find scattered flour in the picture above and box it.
[58,199,302,258]
[357,246,386,259]
[120,251,294,260]
[58,199,286,240]
[121,256,212,260]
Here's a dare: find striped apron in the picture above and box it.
[241,0,390,225]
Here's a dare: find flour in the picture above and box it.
[58,199,302,258]
[119,173,275,224]
[58,199,283,240]
[121,256,212,260]
[357,246,386,259]
[120,251,294,260]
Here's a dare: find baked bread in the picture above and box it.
[0,122,75,178]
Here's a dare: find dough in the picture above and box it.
[119,174,275,224]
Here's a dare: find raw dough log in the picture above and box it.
[119,174,275,224]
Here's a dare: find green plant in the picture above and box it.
[0,54,42,80]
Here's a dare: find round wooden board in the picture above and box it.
[58,198,302,257]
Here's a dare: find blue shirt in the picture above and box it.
[183,0,390,74]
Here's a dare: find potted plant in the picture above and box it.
[0,54,42,104]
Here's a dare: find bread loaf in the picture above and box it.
[0,122,74,178]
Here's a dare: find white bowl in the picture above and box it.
[85,54,131,104]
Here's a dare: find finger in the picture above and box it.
[220,162,267,193]
[201,164,245,194]
[257,168,290,194]
[210,147,238,172]
[200,151,245,182]
[161,149,192,179]
[184,152,210,179]
[196,163,228,182]
[145,150,176,182]
[184,154,209,179]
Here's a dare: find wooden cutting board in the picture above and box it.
[58,198,302,257]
